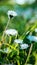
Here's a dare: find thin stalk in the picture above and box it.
[4,35,7,43]
[20,22,37,40]
[9,36,12,44]
[17,45,20,65]
[24,44,33,65]
[17,60,20,65]
[1,18,10,42]
[35,54,37,65]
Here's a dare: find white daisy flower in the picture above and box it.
[5,29,18,36]
[27,35,37,42]
[20,44,29,49]
[14,39,23,44]
[35,28,37,32]
[7,10,17,19]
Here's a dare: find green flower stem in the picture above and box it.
[20,22,37,40]
[17,60,20,65]
[4,35,7,43]
[35,54,37,65]
[24,22,37,65]
[1,18,10,43]
[24,44,33,65]
[9,36,12,44]
[17,45,20,65]
[15,34,18,39]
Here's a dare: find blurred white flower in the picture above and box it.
[0,49,3,52]
[5,29,18,36]
[3,48,11,53]
[3,48,9,53]
[7,10,17,19]
[27,35,37,42]
[35,28,37,32]
[20,44,29,49]
[14,39,23,44]
[15,0,26,5]
[28,0,35,4]
[15,0,35,5]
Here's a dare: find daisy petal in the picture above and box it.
[5,29,18,36]
[14,39,23,44]
[20,44,29,49]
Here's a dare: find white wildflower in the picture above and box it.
[27,35,37,42]
[5,29,18,36]
[7,10,17,19]
[20,44,29,49]
[3,48,11,53]
[14,39,23,44]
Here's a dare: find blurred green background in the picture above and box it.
[0,0,37,35]
[0,0,37,65]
